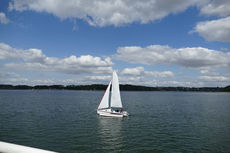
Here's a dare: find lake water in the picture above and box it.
[0,90,230,153]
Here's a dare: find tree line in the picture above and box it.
[0,84,230,92]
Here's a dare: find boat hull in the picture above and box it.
[97,109,128,117]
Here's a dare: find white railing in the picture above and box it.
[0,141,58,153]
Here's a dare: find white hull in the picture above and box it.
[97,109,128,117]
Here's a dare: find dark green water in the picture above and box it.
[0,90,230,153]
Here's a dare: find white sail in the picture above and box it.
[98,81,111,109]
[111,71,123,108]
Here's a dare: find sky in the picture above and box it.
[0,0,230,87]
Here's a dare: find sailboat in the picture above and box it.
[97,71,129,117]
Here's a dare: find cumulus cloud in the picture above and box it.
[119,76,143,84]
[0,43,18,59]
[192,0,230,42]
[121,67,144,76]
[200,0,230,17]
[121,66,174,78]
[114,45,230,69]
[0,12,9,24]
[193,16,230,42]
[8,0,199,27]
[0,42,113,74]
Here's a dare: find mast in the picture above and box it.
[110,71,123,108]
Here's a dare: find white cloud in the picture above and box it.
[0,43,46,61]
[200,0,230,17]
[2,43,229,87]
[115,45,173,65]
[0,42,113,75]
[119,76,143,84]
[199,75,230,82]
[0,12,9,24]
[193,16,230,42]
[114,45,230,69]
[9,0,199,27]
[21,48,46,62]
[121,66,174,78]
[0,43,18,60]
[84,75,111,81]
[121,67,144,76]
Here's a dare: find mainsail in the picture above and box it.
[98,81,111,109]
[111,71,123,108]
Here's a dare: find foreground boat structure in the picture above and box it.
[0,141,58,153]
[97,71,129,117]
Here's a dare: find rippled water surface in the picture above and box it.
[0,90,230,152]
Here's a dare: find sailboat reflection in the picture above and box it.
[97,117,124,151]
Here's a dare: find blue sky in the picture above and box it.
[0,0,230,87]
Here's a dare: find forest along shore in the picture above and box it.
[0,84,230,92]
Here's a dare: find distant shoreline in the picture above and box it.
[0,84,230,92]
